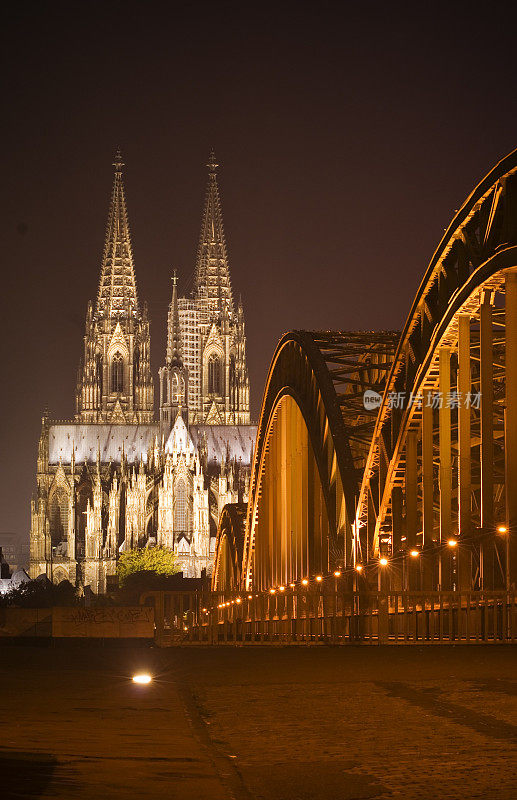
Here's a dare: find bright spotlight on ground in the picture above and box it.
[132,673,152,684]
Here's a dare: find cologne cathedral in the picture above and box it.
[29,152,255,592]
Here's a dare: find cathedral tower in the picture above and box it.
[177,152,250,425]
[76,151,154,423]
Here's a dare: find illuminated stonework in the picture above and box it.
[29,153,255,592]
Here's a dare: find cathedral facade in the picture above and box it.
[29,152,255,592]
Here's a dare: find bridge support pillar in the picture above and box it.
[405,430,419,589]
[281,401,289,586]
[405,431,418,548]
[300,414,309,581]
[457,314,472,590]
[505,270,517,590]
[422,399,434,550]
[480,292,495,588]
[391,486,403,590]
[439,347,452,590]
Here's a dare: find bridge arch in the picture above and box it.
[354,149,517,590]
[239,331,398,591]
[214,148,517,594]
[212,503,247,591]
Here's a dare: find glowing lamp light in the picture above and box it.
[247,594,253,599]
[202,607,207,612]
[498,525,508,534]
[269,588,276,594]
[279,585,285,592]
[447,539,458,548]
[289,583,296,588]
[379,557,388,566]
[315,575,323,582]
[334,570,341,577]
[132,673,152,685]
[301,578,309,586]
[410,549,419,558]
[236,598,242,604]
[355,564,363,573]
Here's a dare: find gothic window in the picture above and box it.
[229,356,236,406]
[96,354,103,396]
[49,488,68,545]
[134,347,140,381]
[172,372,180,405]
[175,478,188,534]
[208,353,222,395]
[111,352,124,394]
[76,483,92,558]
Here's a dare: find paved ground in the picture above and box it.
[0,644,516,799]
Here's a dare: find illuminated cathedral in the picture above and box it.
[29,151,255,592]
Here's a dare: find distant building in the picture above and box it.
[30,152,256,592]
[0,534,28,572]
[0,546,10,578]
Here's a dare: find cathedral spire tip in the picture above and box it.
[113,147,124,172]
[96,147,138,318]
[207,149,218,174]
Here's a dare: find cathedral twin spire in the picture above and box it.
[195,150,234,313]
[78,149,249,427]
[76,150,153,424]
[96,149,139,319]
[98,147,233,321]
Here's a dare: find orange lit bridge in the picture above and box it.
[151,149,517,644]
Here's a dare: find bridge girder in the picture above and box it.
[238,331,398,591]
[213,148,517,594]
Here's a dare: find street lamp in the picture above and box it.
[132,673,152,685]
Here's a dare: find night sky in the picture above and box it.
[3,1,517,542]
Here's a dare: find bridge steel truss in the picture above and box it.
[212,148,517,595]
[212,503,247,591]
[239,330,398,591]
[355,149,517,592]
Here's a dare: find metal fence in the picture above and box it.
[140,589,517,646]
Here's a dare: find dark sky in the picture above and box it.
[3,1,517,540]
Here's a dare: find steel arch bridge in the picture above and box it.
[213,148,517,594]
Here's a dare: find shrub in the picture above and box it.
[116,546,180,588]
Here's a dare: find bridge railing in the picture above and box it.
[140,589,517,645]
